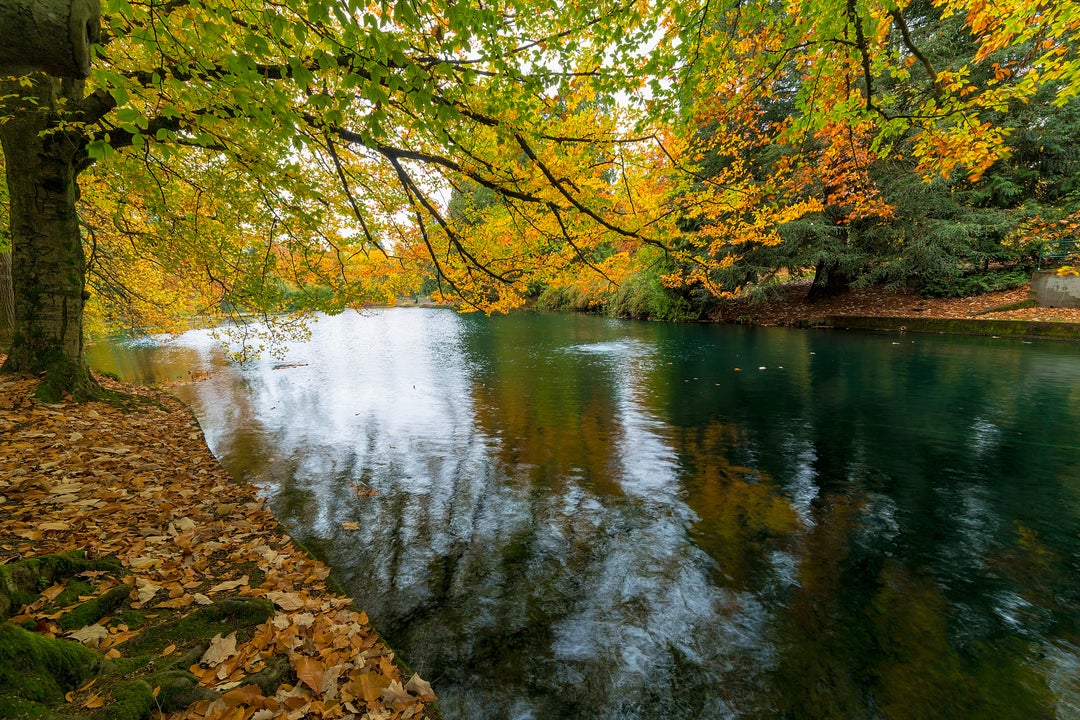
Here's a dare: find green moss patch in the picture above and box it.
[0,552,121,620]
[0,622,101,705]
[0,552,276,720]
[118,597,273,657]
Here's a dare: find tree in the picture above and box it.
[651,0,1080,302]
[0,0,669,398]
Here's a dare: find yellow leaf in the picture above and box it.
[82,693,105,709]
[160,644,177,657]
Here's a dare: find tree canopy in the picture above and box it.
[1,0,1079,394]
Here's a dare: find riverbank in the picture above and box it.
[0,365,438,719]
[707,281,1080,337]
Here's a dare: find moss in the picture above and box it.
[241,656,293,696]
[50,580,93,613]
[0,622,101,705]
[87,673,209,720]
[0,693,69,720]
[57,585,132,632]
[1,552,119,620]
[107,655,155,676]
[34,355,101,404]
[93,678,154,720]
[119,598,273,657]
[141,669,215,711]
[111,608,150,631]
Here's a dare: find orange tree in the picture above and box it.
[641,0,1080,302]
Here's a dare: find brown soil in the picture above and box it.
[709,281,1080,326]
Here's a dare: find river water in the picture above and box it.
[88,308,1080,719]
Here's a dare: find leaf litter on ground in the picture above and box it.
[0,365,438,719]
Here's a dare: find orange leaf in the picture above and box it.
[82,693,105,709]
[295,656,325,694]
[355,672,392,705]
[221,683,265,707]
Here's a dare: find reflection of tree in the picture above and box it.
[676,422,801,590]
[472,381,623,495]
[770,493,1056,720]
[463,315,629,497]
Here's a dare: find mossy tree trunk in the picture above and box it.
[0,0,100,78]
[0,74,97,400]
[0,251,13,337]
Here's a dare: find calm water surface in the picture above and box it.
[89,309,1080,719]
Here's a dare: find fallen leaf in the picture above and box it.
[82,693,105,709]
[381,679,414,708]
[95,445,132,454]
[156,595,194,609]
[49,482,85,494]
[342,672,391,705]
[161,644,177,657]
[265,591,305,611]
[136,579,162,604]
[68,624,108,647]
[295,656,325,694]
[342,521,360,530]
[38,521,69,532]
[405,673,437,702]
[221,683,265,707]
[208,576,249,593]
[172,516,197,533]
[200,633,239,667]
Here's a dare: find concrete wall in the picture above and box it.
[1032,269,1080,308]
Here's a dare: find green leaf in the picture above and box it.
[86,139,112,160]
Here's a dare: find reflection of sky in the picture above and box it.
[546,340,771,718]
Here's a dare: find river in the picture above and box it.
[88,308,1080,719]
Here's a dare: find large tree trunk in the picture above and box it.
[0,0,100,78]
[0,251,13,335]
[0,74,96,400]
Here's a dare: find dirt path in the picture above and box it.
[0,369,437,720]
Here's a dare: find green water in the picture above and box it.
[88,309,1080,719]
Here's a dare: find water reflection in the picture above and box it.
[88,310,1080,719]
